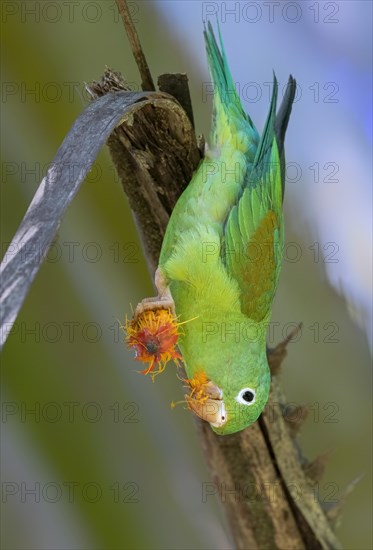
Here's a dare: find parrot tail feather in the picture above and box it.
[203,22,258,153]
[275,75,297,196]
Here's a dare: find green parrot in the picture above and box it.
[132,23,296,435]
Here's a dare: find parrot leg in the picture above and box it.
[134,267,176,319]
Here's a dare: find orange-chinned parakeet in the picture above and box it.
[128,23,296,435]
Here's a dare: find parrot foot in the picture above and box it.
[134,268,176,320]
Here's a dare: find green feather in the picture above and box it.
[203,21,259,159]
[223,77,284,322]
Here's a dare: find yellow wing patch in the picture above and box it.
[239,211,279,321]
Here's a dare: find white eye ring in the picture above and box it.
[236,388,256,405]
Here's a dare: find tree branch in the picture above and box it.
[115,0,155,91]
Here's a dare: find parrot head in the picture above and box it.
[127,307,271,434]
[183,331,271,435]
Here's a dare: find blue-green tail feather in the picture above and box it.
[203,22,259,156]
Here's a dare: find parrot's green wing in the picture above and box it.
[223,77,294,322]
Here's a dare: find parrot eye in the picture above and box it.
[236,388,256,405]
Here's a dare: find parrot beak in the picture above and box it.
[187,381,227,428]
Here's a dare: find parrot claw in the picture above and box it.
[133,267,176,320]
